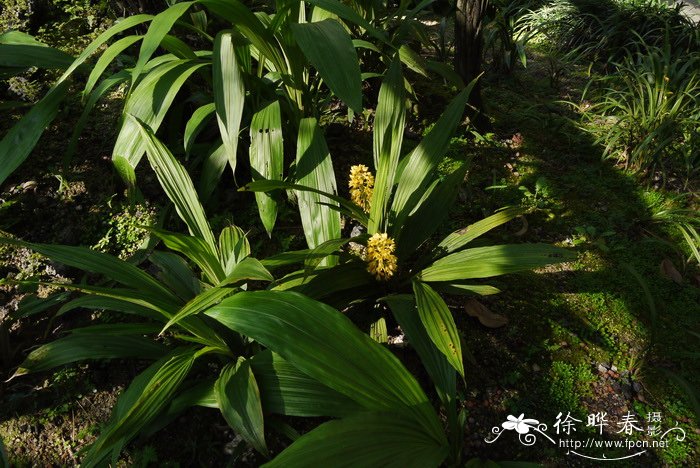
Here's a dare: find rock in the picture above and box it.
[597,364,608,374]
[632,382,642,393]
[611,365,618,372]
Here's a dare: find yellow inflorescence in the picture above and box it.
[348,164,374,213]
[366,233,397,281]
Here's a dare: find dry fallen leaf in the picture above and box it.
[464,298,508,328]
[659,258,683,284]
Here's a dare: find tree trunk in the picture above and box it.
[454,0,490,131]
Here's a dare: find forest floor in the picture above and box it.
[1,33,699,467]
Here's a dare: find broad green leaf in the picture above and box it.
[0,30,45,45]
[250,101,284,236]
[13,328,166,377]
[213,31,245,174]
[220,257,273,286]
[304,0,389,45]
[420,244,573,282]
[250,350,362,418]
[385,295,456,406]
[56,295,163,321]
[83,35,142,99]
[206,290,444,438]
[261,250,312,270]
[161,286,234,333]
[199,142,228,201]
[0,44,74,69]
[390,85,474,228]
[436,207,522,257]
[370,317,388,343]
[398,165,469,257]
[200,0,286,72]
[160,34,199,60]
[0,237,177,303]
[398,44,429,77]
[216,358,269,456]
[219,225,250,274]
[148,228,225,284]
[134,118,218,253]
[264,411,448,468]
[149,250,202,301]
[240,179,368,225]
[369,58,405,234]
[114,60,208,169]
[184,102,216,154]
[295,118,341,257]
[291,19,362,113]
[412,281,464,377]
[12,292,70,319]
[432,284,502,296]
[83,348,196,466]
[425,60,465,88]
[294,263,378,308]
[131,2,194,83]
[0,81,69,186]
[302,237,360,276]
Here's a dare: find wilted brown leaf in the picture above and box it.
[659,258,683,284]
[464,298,508,328]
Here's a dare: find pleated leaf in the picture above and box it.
[412,281,464,377]
[205,290,444,439]
[148,228,225,284]
[250,101,284,236]
[0,81,69,185]
[134,118,218,253]
[295,118,341,255]
[216,358,269,456]
[184,102,216,154]
[219,225,250,274]
[200,0,286,72]
[0,43,74,69]
[161,286,234,333]
[435,207,522,256]
[369,58,405,234]
[250,350,362,418]
[13,330,166,377]
[213,31,245,174]
[83,35,142,99]
[83,348,196,467]
[290,19,362,113]
[113,60,207,169]
[240,179,368,226]
[130,1,194,83]
[420,244,574,282]
[390,85,473,228]
[0,237,177,303]
[385,295,456,406]
[199,142,228,201]
[398,164,469,257]
[264,411,448,468]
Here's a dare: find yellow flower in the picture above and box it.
[366,233,397,281]
[348,164,374,213]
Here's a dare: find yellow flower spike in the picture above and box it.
[348,164,374,213]
[366,232,398,281]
